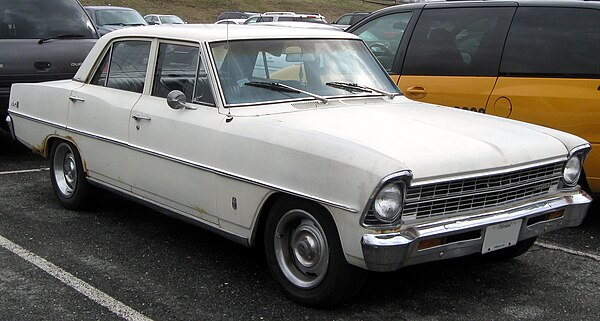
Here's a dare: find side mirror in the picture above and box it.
[167,90,196,110]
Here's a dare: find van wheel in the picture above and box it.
[50,141,96,210]
[264,197,366,307]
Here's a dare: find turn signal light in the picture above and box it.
[418,237,444,250]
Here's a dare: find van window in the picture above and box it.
[500,7,600,78]
[0,0,96,39]
[403,8,513,76]
[353,12,412,71]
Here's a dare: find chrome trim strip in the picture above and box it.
[9,110,66,131]
[87,177,250,246]
[12,110,358,213]
[569,143,591,158]
[126,143,358,213]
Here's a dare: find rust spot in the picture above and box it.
[83,159,89,176]
[193,206,208,215]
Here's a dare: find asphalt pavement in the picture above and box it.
[1,130,599,321]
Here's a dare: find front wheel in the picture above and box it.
[50,141,97,210]
[264,197,366,307]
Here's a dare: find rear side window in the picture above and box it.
[0,0,96,39]
[352,12,413,71]
[403,7,513,76]
[91,40,151,93]
[500,7,600,78]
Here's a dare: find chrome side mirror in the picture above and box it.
[167,90,196,110]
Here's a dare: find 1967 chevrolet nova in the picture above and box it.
[5,25,593,306]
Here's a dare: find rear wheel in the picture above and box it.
[50,141,96,210]
[264,197,366,307]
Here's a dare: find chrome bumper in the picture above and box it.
[361,191,592,272]
[5,115,16,140]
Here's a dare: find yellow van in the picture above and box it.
[348,1,600,194]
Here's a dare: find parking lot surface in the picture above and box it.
[1,131,599,321]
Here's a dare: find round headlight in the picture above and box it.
[563,156,582,186]
[373,183,403,223]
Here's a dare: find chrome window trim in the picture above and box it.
[9,111,358,213]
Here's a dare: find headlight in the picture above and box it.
[373,183,404,222]
[563,155,582,186]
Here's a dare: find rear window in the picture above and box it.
[0,0,97,39]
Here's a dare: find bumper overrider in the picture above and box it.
[361,190,592,272]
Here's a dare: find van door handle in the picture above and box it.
[132,114,151,122]
[405,86,427,99]
[69,96,85,102]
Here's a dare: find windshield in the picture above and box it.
[0,0,96,39]
[210,38,399,105]
[94,9,146,26]
[160,15,184,24]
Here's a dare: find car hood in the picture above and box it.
[258,98,580,181]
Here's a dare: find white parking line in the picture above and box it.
[536,241,600,261]
[0,235,153,321]
[0,168,49,175]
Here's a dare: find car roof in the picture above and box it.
[105,23,351,41]
[369,0,600,14]
[74,24,357,82]
[85,6,137,11]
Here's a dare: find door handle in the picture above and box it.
[405,86,427,99]
[69,96,85,102]
[132,114,151,122]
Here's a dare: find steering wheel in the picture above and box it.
[369,42,393,58]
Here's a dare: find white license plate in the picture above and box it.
[482,219,523,254]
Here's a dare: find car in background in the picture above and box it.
[215,11,257,21]
[0,0,98,131]
[85,6,147,36]
[215,18,246,25]
[144,14,185,25]
[348,0,600,195]
[6,24,593,307]
[332,12,369,29]
[243,12,327,24]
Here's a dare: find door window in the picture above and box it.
[90,40,151,93]
[152,42,215,106]
[500,7,600,78]
[403,8,513,76]
[352,12,412,71]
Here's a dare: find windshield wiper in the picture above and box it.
[326,81,398,99]
[245,81,328,104]
[38,33,86,44]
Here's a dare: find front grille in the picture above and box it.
[403,162,564,219]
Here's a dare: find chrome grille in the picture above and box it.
[403,162,564,219]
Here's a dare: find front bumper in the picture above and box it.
[361,190,592,272]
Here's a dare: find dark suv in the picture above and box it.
[0,0,98,130]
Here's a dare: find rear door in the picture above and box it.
[68,39,151,191]
[490,7,600,191]
[398,6,514,112]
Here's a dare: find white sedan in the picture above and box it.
[6,24,592,306]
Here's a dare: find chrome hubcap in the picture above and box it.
[274,209,329,289]
[53,143,77,198]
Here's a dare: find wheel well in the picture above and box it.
[250,193,334,249]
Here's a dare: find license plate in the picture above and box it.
[482,219,523,254]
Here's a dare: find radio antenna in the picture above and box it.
[225,21,233,123]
